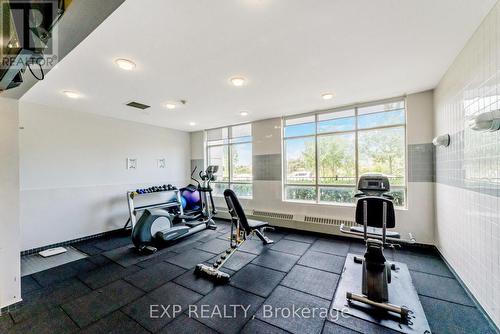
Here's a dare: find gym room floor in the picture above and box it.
[0,220,495,334]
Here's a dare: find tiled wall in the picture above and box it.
[408,143,435,183]
[434,2,500,326]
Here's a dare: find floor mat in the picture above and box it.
[21,246,88,276]
[331,253,430,334]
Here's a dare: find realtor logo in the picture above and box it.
[1,0,62,69]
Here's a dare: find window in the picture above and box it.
[206,124,252,198]
[283,99,406,206]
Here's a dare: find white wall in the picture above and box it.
[0,97,21,309]
[192,91,435,244]
[19,102,191,250]
[434,2,500,326]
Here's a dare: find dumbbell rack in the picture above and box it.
[124,189,183,231]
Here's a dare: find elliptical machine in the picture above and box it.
[128,165,219,254]
[175,166,218,228]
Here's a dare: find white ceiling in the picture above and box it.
[22,0,496,132]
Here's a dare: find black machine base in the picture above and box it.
[331,254,430,334]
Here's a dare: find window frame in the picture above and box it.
[282,97,408,208]
[205,123,253,199]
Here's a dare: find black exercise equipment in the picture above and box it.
[340,174,415,318]
[174,166,218,227]
[194,188,274,283]
[126,166,219,254]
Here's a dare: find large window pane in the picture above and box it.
[208,146,229,181]
[285,186,316,202]
[318,133,356,185]
[389,188,405,207]
[284,116,316,137]
[212,183,229,196]
[358,127,405,186]
[231,183,252,198]
[318,109,355,133]
[285,137,316,184]
[319,187,356,204]
[358,101,404,115]
[231,143,252,182]
[358,109,405,129]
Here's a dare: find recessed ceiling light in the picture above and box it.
[165,103,176,110]
[240,111,249,116]
[230,76,246,87]
[189,122,196,126]
[62,90,80,99]
[115,58,136,71]
[321,92,334,100]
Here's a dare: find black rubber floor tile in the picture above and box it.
[420,295,496,334]
[394,252,453,277]
[196,238,232,254]
[77,263,141,289]
[136,251,178,268]
[94,236,132,251]
[240,318,289,334]
[79,310,148,334]
[271,239,310,256]
[102,245,158,267]
[251,250,300,272]
[73,240,102,256]
[311,238,350,256]
[86,254,113,267]
[223,251,257,271]
[192,285,265,334]
[61,280,144,328]
[166,248,216,269]
[284,232,317,244]
[21,275,42,294]
[329,315,401,334]
[7,306,78,334]
[11,278,91,323]
[121,294,180,332]
[230,264,285,298]
[124,262,186,292]
[189,229,221,243]
[411,271,474,306]
[322,321,359,334]
[238,238,272,255]
[0,314,13,332]
[298,250,345,274]
[31,258,98,288]
[167,239,204,254]
[148,282,204,312]
[158,314,218,334]
[281,265,339,300]
[255,286,329,334]
[173,270,219,295]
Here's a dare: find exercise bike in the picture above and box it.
[340,174,416,319]
[128,166,219,254]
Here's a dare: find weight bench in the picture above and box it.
[194,189,273,283]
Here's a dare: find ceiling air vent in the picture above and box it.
[126,101,151,110]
